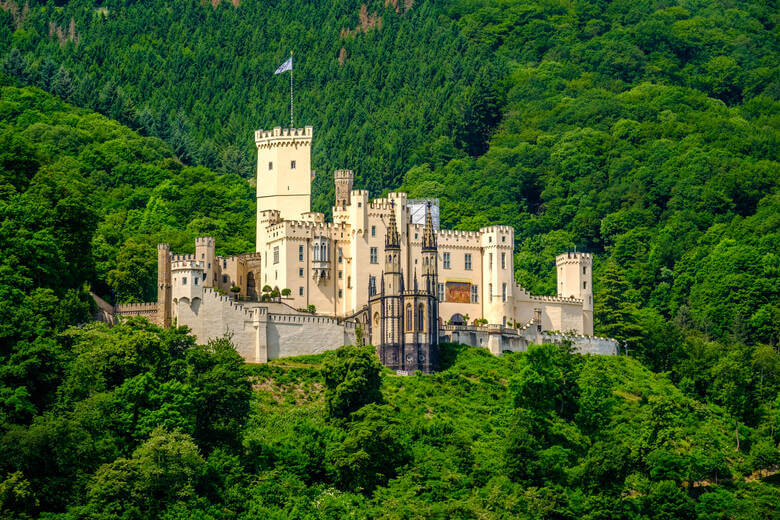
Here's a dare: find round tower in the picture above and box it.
[555,251,593,335]
[195,237,216,287]
[157,243,172,328]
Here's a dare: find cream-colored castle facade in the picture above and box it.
[248,126,593,334]
[108,125,616,364]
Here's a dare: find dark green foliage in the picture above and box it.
[0,0,777,517]
[322,344,383,420]
[329,403,409,493]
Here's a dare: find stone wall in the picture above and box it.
[440,324,618,357]
[267,313,356,359]
[174,288,356,363]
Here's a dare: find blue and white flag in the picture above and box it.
[274,56,293,74]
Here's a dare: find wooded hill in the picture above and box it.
[0,0,778,517]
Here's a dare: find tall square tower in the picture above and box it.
[255,126,313,226]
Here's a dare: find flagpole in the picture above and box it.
[290,51,293,129]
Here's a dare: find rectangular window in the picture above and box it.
[489,253,493,271]
[489,283,492,303]
[370,247,378,264]
[443,252,451,269]
[437,283,445,302]
[502,283,507,302]
[194,277,198,285]
[338,247,343,263]
[338,289,343,298]
[268,161,273,170]
[299,268,303,277]
[371,225,376,237]
[583,281,587,290]
[273,246,280,264]
[348,276,352,288]
[501,252,506,269]
[222,275,228,283]
[182,277,187,285]
[465,253,472,270]
[471,284,479,303]
[338,271,343,279]
[299,245,303,261]
[291,160,296,169]
[223,259,227,268]
[299,287,304,296]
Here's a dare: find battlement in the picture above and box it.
[172,260,204,270]
[334,169,354,180]
[254,126,313,144]
[555,251,592,266]
[301,212,325,223]
[115,302,158,313]
[195,236,215,247]
[437,228,482,239]
[158,243,170,251]
[171,254,196,261]
[556,251,592,263]
[479,225,514,234]
[115,302,158,319]
[529,294,583,305]
[351,189,369,198]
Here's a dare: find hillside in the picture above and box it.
[0,1,778,517]
[3,323,777,518]
[2,0,777,356]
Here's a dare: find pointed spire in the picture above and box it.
[422,200,436,251]
[380,271,385,293]
[385,200,400,249]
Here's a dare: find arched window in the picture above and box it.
[406,303,413,331]
[417,303,425,331]
[314,244,320,261]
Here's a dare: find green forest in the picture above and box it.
[1,0,779,517]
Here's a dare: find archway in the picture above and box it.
[450,313,465,326]
[246,272,257,300]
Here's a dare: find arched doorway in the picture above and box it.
[450,313,465,326]
[246,272,257,300]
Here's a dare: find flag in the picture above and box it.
[274,56,292,75]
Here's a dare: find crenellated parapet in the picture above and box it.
[254,126,313,148]
[529,294,583,305]
[555,251,592,266]
[115,302,158,319]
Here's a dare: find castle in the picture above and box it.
[105,125,616,371]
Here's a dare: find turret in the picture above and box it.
[384,202,402,295]
[480,225,515,326]
[172,259,205,302]
[195,237,216,287]
[421,201,438,293]
[556,251,593,334]
[334,169,354,209]
[157,243,172,328]
[420,202,439,353]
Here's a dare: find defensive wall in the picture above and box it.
[174,288,357,363]
[439,323,618,356]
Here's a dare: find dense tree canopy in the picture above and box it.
[0,0,778,517]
